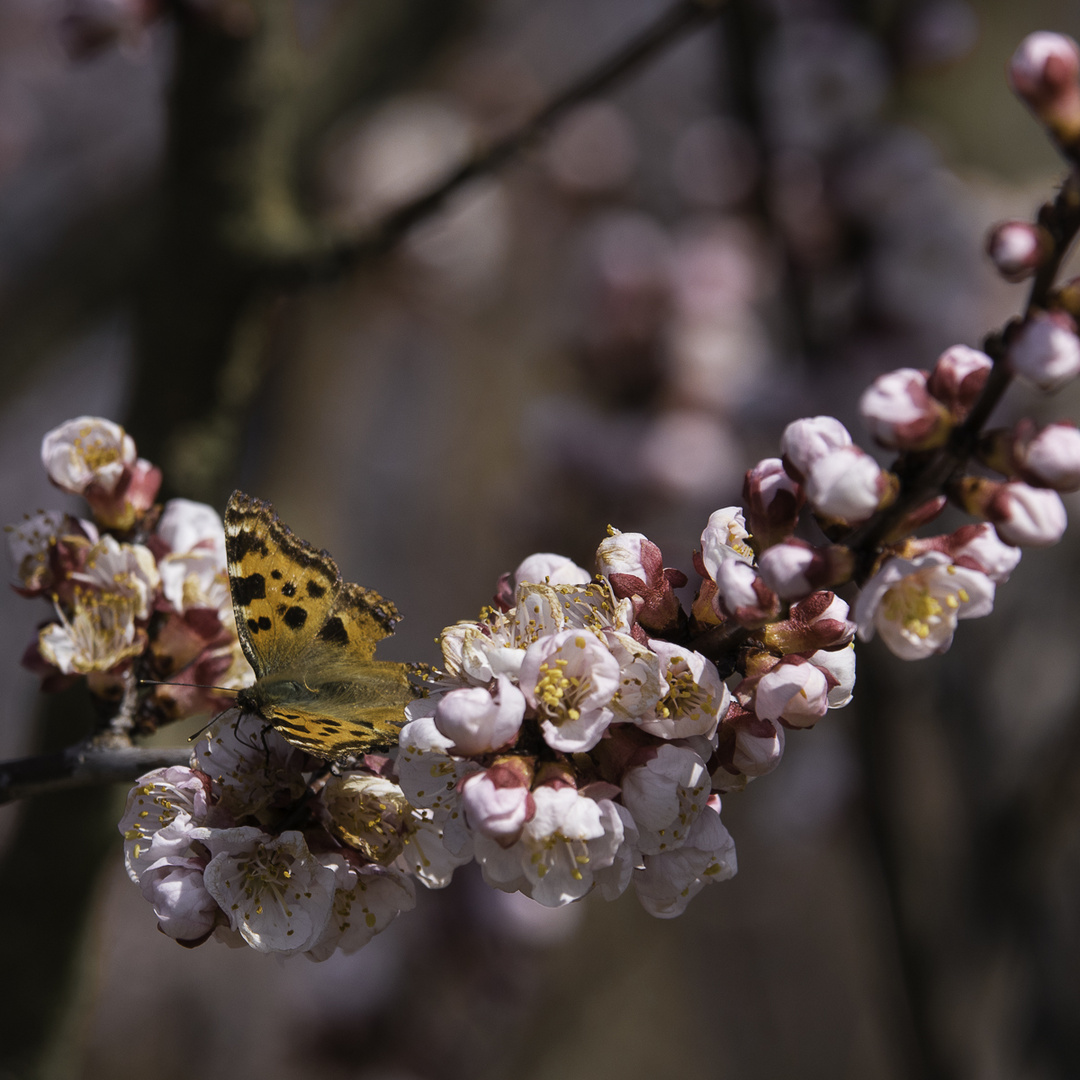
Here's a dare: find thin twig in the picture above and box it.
[0,743,191,805]
[290,0,728,280]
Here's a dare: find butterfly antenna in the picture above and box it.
[187,703,239,743]
[140,679,240,694]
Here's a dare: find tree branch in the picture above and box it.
[0,742,191,805]
[290,0,729,280]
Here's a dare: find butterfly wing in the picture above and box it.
[226,491,414,758]
[225,491,342,678]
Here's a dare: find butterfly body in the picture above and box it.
[225,491,414,759]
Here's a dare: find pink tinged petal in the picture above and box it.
[927,345,992,417]
[596,531,654,582]
[397,809,474,889]
[757,540,815,600]
[731,716,785,776]
[780,416,852,479]
[947,523,1022,584]
[1007,311,1080,392]
[513,552,590,587]
[991,483,1068,547]
[519,629,620,752]
[461,770,533,843]
[156,499,227,563]
[140,862,219,942]
[1008,32,1080,134]
[986,221,1049,282]
[753,658,830,727]
[716,558,759,611]
[1018,422,1080,492]
[859,368,950,450]
[805,446,883,522]
[433,675,525,755]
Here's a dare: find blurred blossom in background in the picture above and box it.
[2,1,1080,1078]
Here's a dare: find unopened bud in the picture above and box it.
[743,458,803,548]
[1008,32,1080,148]
[927,344,993,419]
[805,446,894,524]
[986,220,1052,282]
[1007,310,1080,392]
[780,416,852,481]
[859,367,952,450]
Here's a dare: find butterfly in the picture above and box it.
[225,491,415,759]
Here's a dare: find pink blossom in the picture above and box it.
[927,344,993,419]
[1007,310,1080,392]
[751,656,830,728]
[713,558,779,626]
[514,553,590,587]
[461,766,535,844]
[1015,421,1080,492]
[519,629,620,752]
[633,797,736,918]
[990,482,1068,547]
[742,457,803,547]
[780,416,853,480]
[757,539,816,600]
[805,445,887,523]
[986,221,1050,282]
[944,523,1022,583]
[855,552,995,660]
[433,674,525,755]
[1008,32,1080,142]
[139,862,218,943]
[859,368,951,450]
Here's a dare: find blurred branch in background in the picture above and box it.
[0,2,735,1077]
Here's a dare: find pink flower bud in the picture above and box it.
[434,675,526,756]
[751,656,830,728]
[713,704,785,790]
[597,530,687,634]
[742,457,804,548]
[780,416,852,480]
[805,446,888,523]
[1008,310,1080,392]
[991,481,1068,547]
[1014,420,1080,492]
[757,539,816,600]
[761,590,856,652]
[514,553,591,587]
[461,766,535,846]
[986,221,1051,282]
[927,344,992,419]
[714,559,779,627]
[859,368,951,450]
[1008,33,1080,144]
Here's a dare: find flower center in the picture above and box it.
[534,657,585,724]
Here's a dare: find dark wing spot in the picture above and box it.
[282,581,297,598]
[320,721,342,731]
[306,580,326,598]
[317,616,349,646]
[271,569,283,580]
[246,618,260,634]
[349,719,375,731]
[233,573,266,605]
[258,616,272,630]
[227,530,269,560]
[284,605,308,630]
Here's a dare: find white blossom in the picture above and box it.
[621,744,711,855]
[201,828,337,955]
[855,552,995,660]
[433,674,525,755]
[519,629,620,752]
[41,416,135,495]
[636,640,730,740]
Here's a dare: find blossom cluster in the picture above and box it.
[10,29,1080,962]
[8,416,249,725]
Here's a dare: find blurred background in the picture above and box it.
[2,0,1080,1077]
